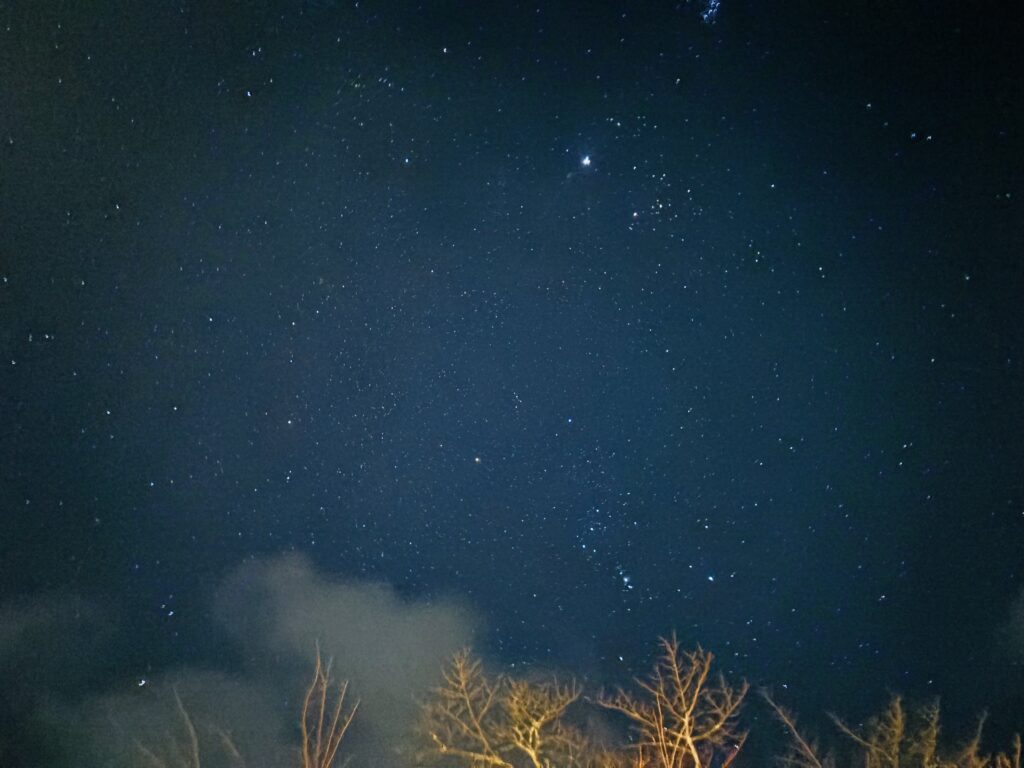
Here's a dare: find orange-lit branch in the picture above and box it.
[598,636,748,768]
[300,647,358,768]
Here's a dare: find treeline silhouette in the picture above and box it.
[129,636,1021,768]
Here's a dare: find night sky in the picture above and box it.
[2,1,1022,764]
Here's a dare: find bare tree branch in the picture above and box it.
[761,689,832,768]
[420,648,590,768]
[598,635,748,768]
[301,645,359,768]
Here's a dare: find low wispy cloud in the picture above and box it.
[0,554,477,767]
[213,553,478,760]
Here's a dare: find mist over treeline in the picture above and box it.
[1,554,1021,767]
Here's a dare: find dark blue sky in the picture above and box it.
[1,1,1022,763]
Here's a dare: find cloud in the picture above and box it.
[0,554,477,767]
[213,553,478,761]
[77,670,295,768]
[0,593,111,702]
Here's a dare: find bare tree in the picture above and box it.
[765,693,1021,768]
[830,695,908,768]
[130,685,245,768]
[762,689,834,768]
[504,676,587,767]
[420,648,508,766]
[942,711,1021,768]
[128,647,356,768]
[419,648,587,768]
[300,646,359,768]
[597,636,748,768]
